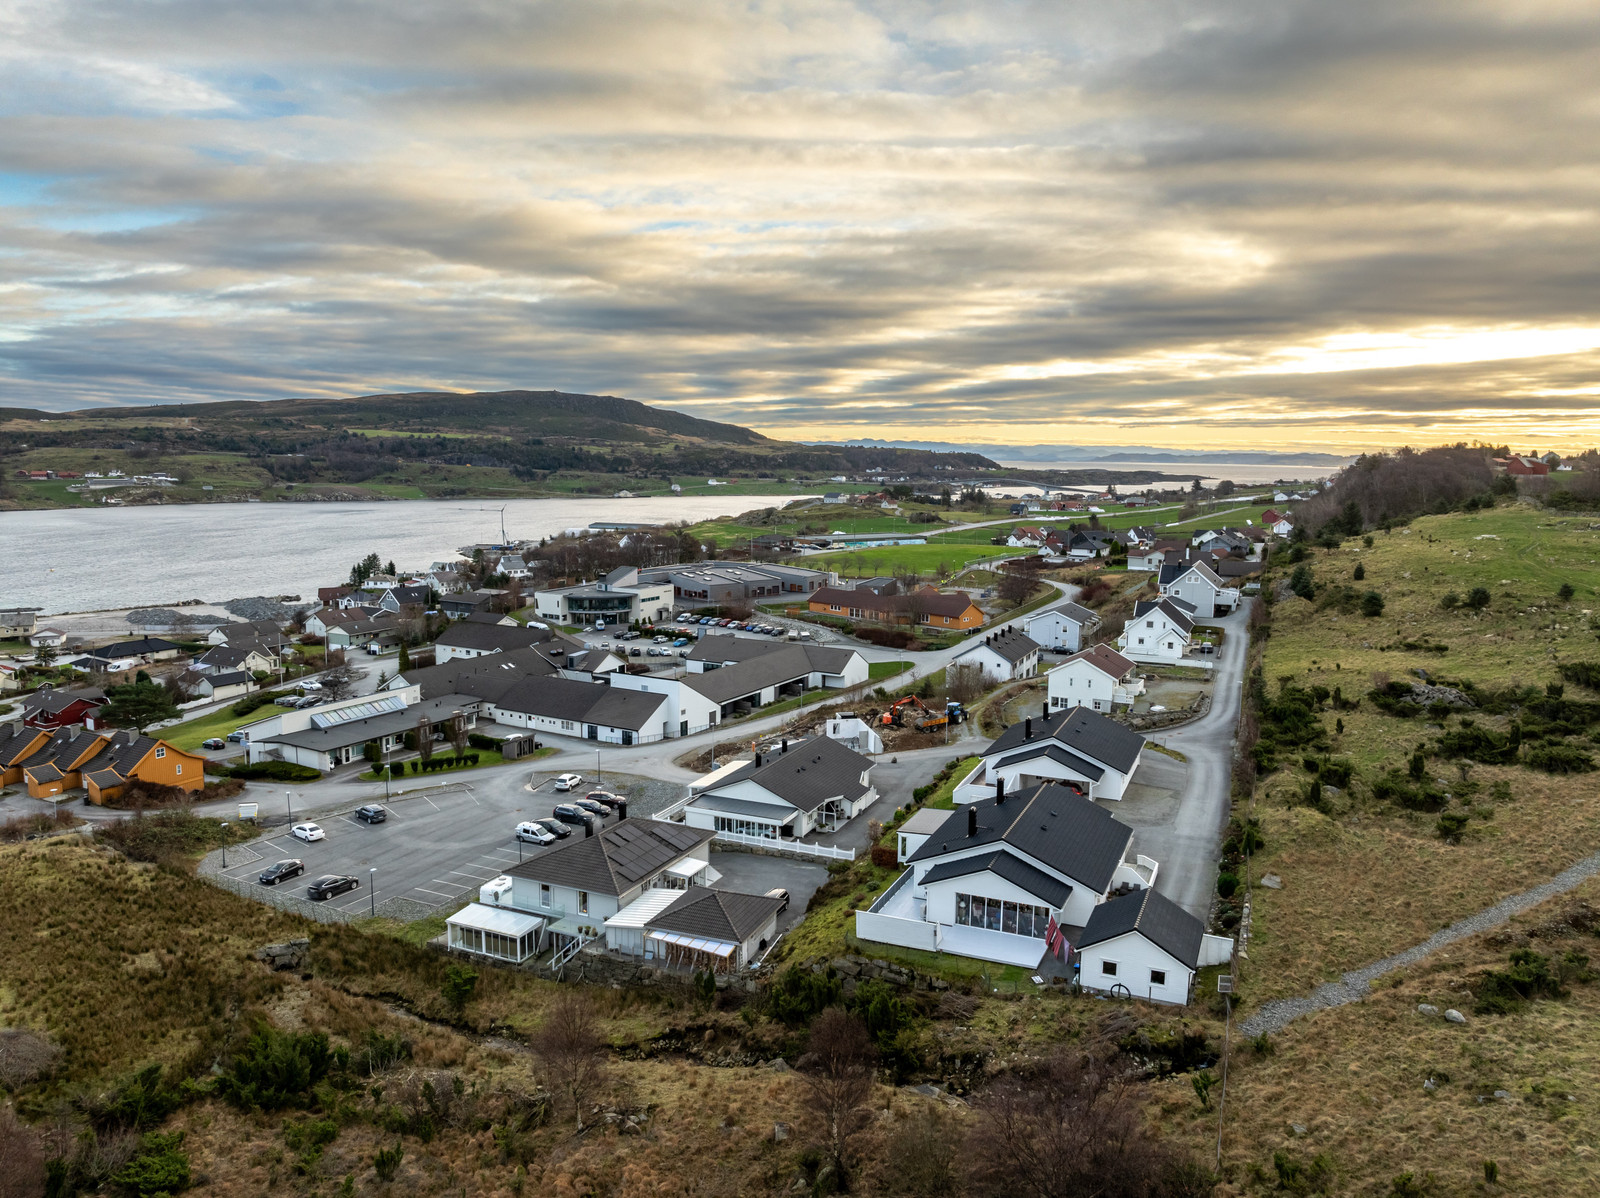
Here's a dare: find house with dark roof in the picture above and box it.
[682,735,877,839]
[184,669,253,702]
[1076,885,1233,1005]
[642,887,785,972]
[954,705,1148,804]
[685,636,868,689]
[94,637,181,662]
[21,685,106,731]
[206,619,290,651]
[503,819,717,950]
[433,619,563,664]
[391,646,561,701]
[249,692,482,771]
[1158,558,1237,616]
[486,676,671,745]
[9,724,204,802]
[949,626,1040,683]
[1046,644,1144,712]
[1023,600,1100,653]
[855,783,1158,968]
[194,643,278,676]
[439,589,506,620]
[1116,598,1198,665]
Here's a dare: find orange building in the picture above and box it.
[808,585,985,630]
[3,721,205,802]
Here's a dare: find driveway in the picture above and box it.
[707,850,827,935]
[1137,600,1252,919]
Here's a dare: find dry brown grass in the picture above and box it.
[1160,878,1600,1196]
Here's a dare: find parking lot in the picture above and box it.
[212,772,831,929]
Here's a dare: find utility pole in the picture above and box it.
[1215,973,1235,1171]
[286,790,293,823]
[220,822,228,868]
[369,868,376,917]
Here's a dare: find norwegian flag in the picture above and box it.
[1045,914,1066,961]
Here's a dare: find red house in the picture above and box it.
[22,685,107,731]
[1506,455,1549,476]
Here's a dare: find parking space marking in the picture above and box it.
[413,885,457,899]
[445,869,487,879]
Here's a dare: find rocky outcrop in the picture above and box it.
[252,938,310,971]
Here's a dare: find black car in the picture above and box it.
[582,791,620,811]
[307,874,360,901]
[551,804,594,828]
[540,819,573,838]
[354,804,388,824]
[572,798,611,818]
[258,859,304,886]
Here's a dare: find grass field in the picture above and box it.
[1243,501,1600,1002]
[159,703,276,751]
[800,542,1019,577]
[868,660,912,681]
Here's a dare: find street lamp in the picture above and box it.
[220,822,228,868]
[369,868,376,917]
[286,790,293,823]
[596,746,601,786]
[382,740,390,799]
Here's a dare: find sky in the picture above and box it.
[1,1,1598,454]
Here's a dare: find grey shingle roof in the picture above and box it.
[982,706,1145,776]
[21,687,104,717]
[96,637,178,657]
[206,670,250,688]
[400,647,559,701]
[1033,600,1098,626]
[490,676,665,731]
[1159,559,1224,589]
[917,850,1074,907]
[699,736,872,814]
[688,637,860,679]
[956,626,1039,666]
[907,783,1133,895]
[579,687,668,732]
[507,820,714,896]
[647,887,785,943]
[682,646,814,705]
[433,622,553,654]
[1077,886,1206,967]
[259,695,482,751]
[1132,599,1195,634]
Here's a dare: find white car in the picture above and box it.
[553,773,583,792]
[515,821,558,845]
[299,681,323,691]
[291,822,326,843]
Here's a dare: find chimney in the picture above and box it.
[1042,703,1049,721]
[781,739,789,754]
[616,799,628,821]
[584,817,594,838]
[1024,718,1032,740]
[995,778,1005,804]
[755,752,764,768]
[967,806,978,837]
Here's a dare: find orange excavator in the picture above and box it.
[881,695,947,732]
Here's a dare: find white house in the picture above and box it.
[504,820,717,956]
[896,806,951,864]
[1075,885,1233,1006]
[949,627,1041,684]
[534,566,675,629]
[1116,599,1196,665]
[685,638,869,690]
[682,736,877,839]
[855,783,1158,968]
[824,714,884,756]
[243,685,462,771]
[1046,644,1145,713]
[1006,525,1047,548]
[489,675,674,745]
[1158,559,1237,616]
[953,706,1147,804]
[1023,600,1100,653]
[186,669,253,703]
[434,621,562,664]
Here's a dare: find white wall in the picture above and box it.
[1118,613,1189,663]
[606,673,721,735]
[1046,661,1118,711]
[1025,611,1087,652]
[854,909,939,951]
[1077,932,1192,1005]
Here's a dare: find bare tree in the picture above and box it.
[0,1105,45,1198]
[947,663,987,704]
[448,713,470,760]
[415,714,434,764]
[530,991,607,1131]
[0,1029,60,1091]
[998,569,1033,607]
[883,1105,960,1197]
[797,1008,877,1189]
[319,663,361,702]
[967,1048,1165,1198]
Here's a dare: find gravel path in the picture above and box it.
[1240,848,1600,1036]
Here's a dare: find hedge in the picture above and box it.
[415,753,481,774]
[467,733,504,751]
[223,761,322,782]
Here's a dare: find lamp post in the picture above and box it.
[369,868,376,917]
[382,740,390,799]
[596,746,601,787]
[286,790,293,823]
[220,822,228,868]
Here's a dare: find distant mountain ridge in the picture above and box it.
[819,438,1352,466]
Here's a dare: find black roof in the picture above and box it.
[506,820,713,896]
[647,887,784,943]
[1032,600,1098,627]
[1159,559,1224,589]
[399,646,559,701]
[700,736,872,814]
[433,622,553,654]
[683,646,814,704]
[1077,887,1206,967]
[907,783,1133,894]
[1131,599,1196,634]
[982,706,1144,776]
[21,686,104,716]
[918,850,1073,907]
[96,637,178,657]
[491,675,666,730]
[958,626,1040,666]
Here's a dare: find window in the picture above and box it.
[1101,960,1118,976]
[1150,969,1166,986]
[155,747,166,759]
[175,763,183,775]
[578,890,589,914]
[540,884,551,908]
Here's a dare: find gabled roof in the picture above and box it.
[215,619,285,641]
[491,675,665,731]
[907,783,1134,895]
[21,686,105,717]
[506,820,714,896]
[956,626,1040,666]
[982,706,1145,776]
[918,850,1074,908]
[434,622,554,654]
[700,736,872,814]
[0,723,47,766]
[1053,643,1136,682]
[1159,558,1224,589]
[1131,599,1196,635]
[1077,886,1206,967]
[682,646,815,705]
[809,586,979,619]
[397,646,559,700]
[198,644,274,669]
[647,887,784,943]
[96,637,179,657]
[206,670,251,688]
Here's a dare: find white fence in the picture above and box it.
[713,830,856,861]
[854,909,939,951]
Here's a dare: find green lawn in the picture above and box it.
[925,757,980,809]
[801,542,1019,577]
[868,660,912,681]
[160,703,276,751]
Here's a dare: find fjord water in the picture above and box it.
[3,494,810,615]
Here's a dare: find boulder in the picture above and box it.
[1417,1003,1439,1017]
[766,1057,791,1073]
[1260,874,1283,890]
[252,939,310,971]
[1423,1078,1437,1092]
[1444,1009,1467,1024]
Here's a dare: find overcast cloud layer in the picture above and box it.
[1,0,1598,452]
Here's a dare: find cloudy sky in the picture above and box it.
[1,0,1597,452]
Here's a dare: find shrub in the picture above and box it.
[1474,949,1568,1015]
[467,733,503,751]
[1360,591,1385,618]
[1559,582,1576,601]
[1440,592,1460,610]
[1558,661,1600,692]
[1436,811,1469,842]
[1216,872,1239,898]
[1353,563,1365,581]
[1466,586,1491,609]
[112,1132,191,1198]
[373,1144,404,1184]
[1289,564,1315,600]
[869,844,896,869]
[217,1025,337,1111]
[1524,743,1596,774]
[223,761,321,782]
[230,690,290,717]
[390,762,405,779]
